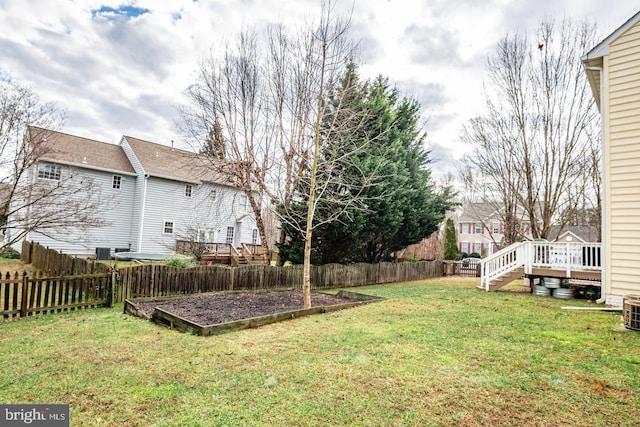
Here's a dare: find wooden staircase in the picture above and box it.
[477,266,524,291]
[479,241,602,292]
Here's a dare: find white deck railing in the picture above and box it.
[481,241,602,291]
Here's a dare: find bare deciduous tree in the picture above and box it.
[1,83,111,248]
[460,17,601,241]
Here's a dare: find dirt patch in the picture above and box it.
[131,291,352,325]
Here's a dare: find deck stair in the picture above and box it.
[480,241,602,291]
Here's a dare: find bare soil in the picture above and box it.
[131,291,352,325]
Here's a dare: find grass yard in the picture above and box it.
[0,277,638,426]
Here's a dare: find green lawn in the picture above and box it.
[0,277,638,426]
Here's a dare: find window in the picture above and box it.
[473,242,482,254]
[226,226,235,245]
[460,241,469,254]
[492,222,500,234]
[112,175,122,189]
[210,189,217,201]
[163,221,174,234]
[475,223,482,234]
[185,184,192,197]
[252,229,258,245]
[198,228,215,242]
[239,194,248,212]
[461,223,470,234]
[37,163,61,180]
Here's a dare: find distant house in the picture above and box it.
[582,10,640,306]
[9,127,260,257]
[456,202,532,256]
[546,225,599,244]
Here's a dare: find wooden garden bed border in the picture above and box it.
[124,290,384,336]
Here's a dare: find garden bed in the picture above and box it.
[124,290,383,336]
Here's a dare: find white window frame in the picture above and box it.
[252,229,258,245]
[198,228,215,243]
[226,226,235,245]
[112,175,122,190]
[475,223,482,234]
[239,194,248,213]
[210,189,217,201]
[185,184,192,198]
[492,221,500,234]
[460,241,469,254]
[37,163,61,181]
[473,242,482,254]
[163,221,174,235]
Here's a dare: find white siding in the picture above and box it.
[604,20,640,299]
[138,178,259,254]
[23,166,136,256]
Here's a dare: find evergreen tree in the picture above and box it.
[443,218,459,260]
[279,65,456,264]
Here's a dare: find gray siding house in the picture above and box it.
[11,127,260,257]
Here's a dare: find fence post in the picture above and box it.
[21,274,29,317]
[110,269,117,307]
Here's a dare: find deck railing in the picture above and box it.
[481,241,602,291]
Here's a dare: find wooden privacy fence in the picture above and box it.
[114,261,443,302]
[117,265,232,301]
[1,271,113,319]
[22,241,110,275]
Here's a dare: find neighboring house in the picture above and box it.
[456,202,532,256]
[546,225,599,244]
[582,10,640,306]
[9,127,260,257]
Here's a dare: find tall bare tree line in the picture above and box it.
[460,17,601,245]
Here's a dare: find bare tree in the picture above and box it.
[460,17,600,241]
[176,28,274,258]
[3,125,112,249]
[175,3,361,269]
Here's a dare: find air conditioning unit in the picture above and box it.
[95,247,111,260]
[623,295,640,331]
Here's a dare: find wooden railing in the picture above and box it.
[175,240,232,257]
[241,243,269,263]
[480,241,602,291]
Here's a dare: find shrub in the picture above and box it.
[164,257,193,268]
[0,247,21,259]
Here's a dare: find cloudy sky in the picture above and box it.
[1,1,638,178]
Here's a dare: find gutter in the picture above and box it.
[585,66,607,304]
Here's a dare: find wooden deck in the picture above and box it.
[480,241,602,291]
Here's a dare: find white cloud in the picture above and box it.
[1,0,638,178]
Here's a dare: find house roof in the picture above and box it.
[458,202,533,223]
[582,10,640,108]
[29,126,136,175]
[458,202,499,222]
[547,225,599,243]
[122,136,234,186]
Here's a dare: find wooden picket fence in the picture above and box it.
[114,261,443,302]
[22,241,109,275]
[0,271,112,319]
[8,241,444,313]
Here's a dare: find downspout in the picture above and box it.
[137,174,149,252]
[586,66,606,304]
